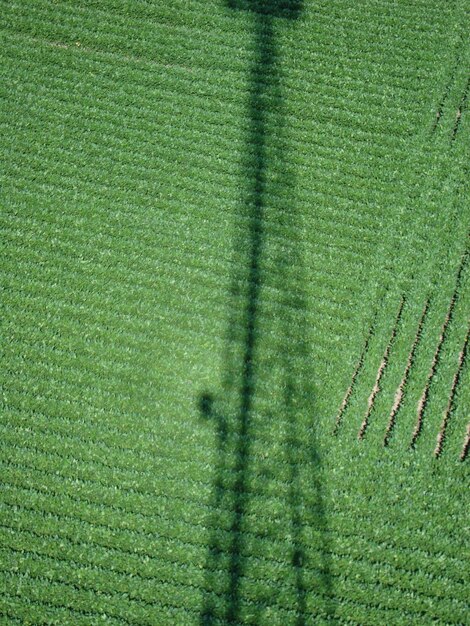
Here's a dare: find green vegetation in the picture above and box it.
[1,0,469,623]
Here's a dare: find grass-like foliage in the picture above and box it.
[1,0,469,624]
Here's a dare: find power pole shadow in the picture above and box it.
[199,1,334,623]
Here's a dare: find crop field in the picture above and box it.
[1,0,469,624]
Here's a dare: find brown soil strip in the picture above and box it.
[411,250,469,448]
[460,423,470,461]
[452,76,470,140]
[435,325,469,457]
[383,300,430,447]
[333,321,376,435]
[432,57,460,133]
[358,296,405,441]
[431,29,465,134]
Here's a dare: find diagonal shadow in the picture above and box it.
[200,1,334,623]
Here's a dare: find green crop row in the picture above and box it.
[2,0,469,623]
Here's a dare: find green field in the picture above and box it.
[1,0,469,624]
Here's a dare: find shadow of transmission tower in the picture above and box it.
[199,2,334,623]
